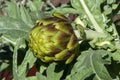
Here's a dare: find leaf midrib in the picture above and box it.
[90,53,101,80]
[79,0,104,33]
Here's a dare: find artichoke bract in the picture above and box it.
[29,13,78,64]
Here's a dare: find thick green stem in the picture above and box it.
[74,30,106,40]
[85,30,106,40]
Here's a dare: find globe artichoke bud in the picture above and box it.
[29,13,79,64]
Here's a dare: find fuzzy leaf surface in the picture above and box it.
[66,50,112,80]
[0,16,31,44]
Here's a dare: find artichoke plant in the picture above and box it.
[29,13,79,64]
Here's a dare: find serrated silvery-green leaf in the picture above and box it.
[18,50,37,78]
[66,50,112,80]
[70,0,85,15]
[27,1,37,11]
[20,4,34,27]
[0,16,31,45]
[40,65,47,74]
[0,63,9,71]
[29,11,48,22]
[71,0,105,33]
[13,39,22,80]
[27,0,44,11]
[112,50,120,62]
[3,0,21,19]
[24,76,37,80]
[3,0,34,27]
[36,72,47,80]
[46,63,64,80]
[52,8,79,14]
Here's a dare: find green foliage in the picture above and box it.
[66,50,112,80]
[47,63,64,80]
[0,0,120,80]
[18,50,37,79]
[13,39,21,80]
[0,16,30,44]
